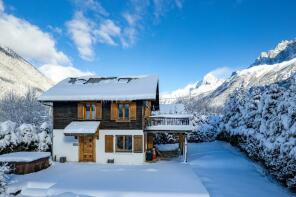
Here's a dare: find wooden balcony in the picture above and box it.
[145,115,193,132]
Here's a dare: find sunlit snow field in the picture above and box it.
[8,159,208,197]
[7,142,294,197]
[189,141,294,197]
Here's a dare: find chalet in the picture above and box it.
[38,76,193,164]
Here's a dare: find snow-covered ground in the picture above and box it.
[8,161,209,197]
[7,141,295,197]
[188,141,295,197]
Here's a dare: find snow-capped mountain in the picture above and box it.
[0,46,53,98]
[161,73,224,104]
[252,39,296,66]
[207,58,296,108]
[166,39,296,112]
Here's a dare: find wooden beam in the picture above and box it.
[179,133,185,155]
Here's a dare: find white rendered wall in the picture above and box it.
[96,130,145,164]
[53,129,79,162]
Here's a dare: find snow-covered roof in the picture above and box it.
[0,152,50,162]
[38,75,159,101]
[64,121,100,135]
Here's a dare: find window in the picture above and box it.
[84,103,96,120]
[118,103,129,121]
[116,135,132,152]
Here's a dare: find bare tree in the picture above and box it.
[0,88,50,125]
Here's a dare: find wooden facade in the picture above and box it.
[53,100,149,130]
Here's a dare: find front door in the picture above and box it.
[79,136,95,162]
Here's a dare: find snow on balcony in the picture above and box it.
[145,104,193,132]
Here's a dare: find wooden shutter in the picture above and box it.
[147,134,154,150]
[133,135,143,153]
[77,103,84,120]
[144,101,151,118]
[129,102,137,120]
[95,102,102,120]
[110,102,118,120]
[105,135,114,153]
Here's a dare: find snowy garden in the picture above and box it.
[0,74,296,195]
[0,89,51,195]
[184,73,296,190]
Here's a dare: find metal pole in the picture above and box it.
[184,134,188,163]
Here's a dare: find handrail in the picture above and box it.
[146,117,190,126]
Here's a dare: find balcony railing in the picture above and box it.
[145,116,193,131]
[147,117,190,127]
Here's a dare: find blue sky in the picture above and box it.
[1,0,296,92]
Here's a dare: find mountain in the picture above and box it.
[207,58,296,108]
[0,46,53,98]
[161,73,224,104]
[252,39,296,66]
[165,39,296,113]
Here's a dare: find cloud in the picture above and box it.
[95,19,121,46]
[120,1,149,48]
[66,0,184,59]
[0,7,70,65]
[208,66,238,80]
[39,64,94,83]
[47,25,62,35]
[122,12,138,26]
[174,0,184,9]
[153,0,184,21]
[120,0,183,47]
[0,0,96,83]
[74,0,109,17]
[66,11,95,61]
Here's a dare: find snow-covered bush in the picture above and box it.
[0,121,18,149]
[0,121,51,153]
[38,122,52,151]
[187,114,221,142]
[154,133,178,144]
[0,89,52,153]
[219,74,296,189]
[18,123,38,146]
[0,163,10,196]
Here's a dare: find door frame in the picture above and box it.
[79,135,96,162]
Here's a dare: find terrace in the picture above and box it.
[145,114,193,132]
